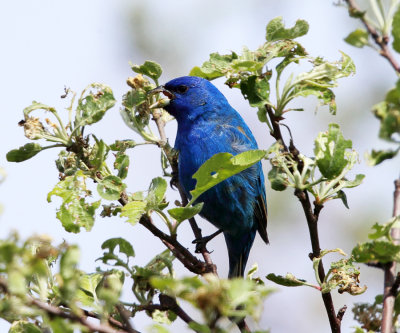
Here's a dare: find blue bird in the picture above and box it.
[154,76,268,278]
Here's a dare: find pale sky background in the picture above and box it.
[0,1,399,332]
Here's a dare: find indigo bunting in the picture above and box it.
[153,76,268,278]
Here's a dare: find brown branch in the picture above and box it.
[267,106,342,332]
[0,278,130,333]
[344,0,400,73]
[390,272,400,296]
[31,299,130,333]
[132,294,201,332]
[336,305,347,322]
[139,214,213,275]
[381,179,400,333]
[116,304,138,333]
[158,293,197,326]
[118,187,213,275]
[83,309,128,331]
[152,111,217,275]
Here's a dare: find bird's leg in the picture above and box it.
[192,229,223,253]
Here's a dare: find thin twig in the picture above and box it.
[116,304,138,333]
[266,105,342,333]
[390,272,400,296]
[344,0,400,73]
[31,299,129,333]
[83,309,127,331]
[336,305,348,322]
[159,293,197,326]
[382,179,400,332]
[0,278,130,333]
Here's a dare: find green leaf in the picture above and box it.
[149,324,171,333]
[283,52,355,115]
[60,245,80,279]
[56,200,100,233]
[152,309,175,325]
[365,148,400,166]
[266,273,309,287]
[47,318,74,333]
[268,166,289,191]
[344,29,369,48]
[120,201,147,226]
[6,143,43,162]
[76,83,116,125]
[352,240,400,263]
[97,175,126,201]
[76,273,103,306]
[189,52,236,80]
[48,171,101,233]
[368,217,400,241]
[114,153,130,179]
[373,81,400,142]
[266,17,309,42]
[9,321,42,333]
[336,190,349,209]
[110,139,137,151]
[168,203,204,223]
[392,5,400,53]
[322,255,366,295]
[131,60,162,82]
[123,89,147,109]
[239,75,271,107]
[147,177,168,208]
[90,138,109,171]
[101,237,135,258]
[188,322,211,333]
[189,150,266,204]
[341,174,365,188]
[314,123,353,179]
[96,270,124,307]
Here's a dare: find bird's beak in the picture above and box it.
[147,86,175,109]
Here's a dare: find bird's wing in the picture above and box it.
[254,190,269,244]
[219,122,269,244]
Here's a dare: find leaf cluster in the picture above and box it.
[267,123,364,208]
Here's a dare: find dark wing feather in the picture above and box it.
[254,193,268,244]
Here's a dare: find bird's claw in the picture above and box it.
[170,171,179,189]
[192,229,223,253]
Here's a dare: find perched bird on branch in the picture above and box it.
[152,76,268,278]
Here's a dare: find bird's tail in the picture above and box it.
[224,230,256,278]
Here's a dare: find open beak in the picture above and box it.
[147,86,175,109]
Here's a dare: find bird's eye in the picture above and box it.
[176,85,188,94]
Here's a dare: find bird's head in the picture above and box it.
[149,76,229,122]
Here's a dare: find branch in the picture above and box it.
[0,278,131,333]
[116,304,138,333]
[158,293,198,326]
[152,111,218,275]
[381,178,400,333]
[266,106,343,333]
[118,188,213,275]
[139,214,214,275]
[133,294,202,332]
[344,0,400,73]
[83,309,127,331]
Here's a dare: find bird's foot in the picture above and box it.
[192,229,223,253]
[170,171,179,190]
